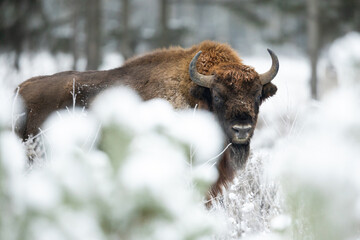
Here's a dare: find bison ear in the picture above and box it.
[261,82,277,101]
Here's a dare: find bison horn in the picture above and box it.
[189,51,215,88]
[259,49,279,85]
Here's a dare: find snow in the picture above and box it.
[0,84,23,130]
[0,50,124,88]
[270,214,291,232]
[0,75,224,239]
[99,52,124,70]
[120,132,188,192]
[92,87,224,164]
[42,109,98,157]
[329,32,360,86]
[270,86,360,239]
[24,171,61,210]
[169,109,224,164]
[0,52,73,87]
[0,31,360,239]
[0,131,27,213]
[210,32,360,240]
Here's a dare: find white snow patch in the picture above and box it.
[329,32,360,86]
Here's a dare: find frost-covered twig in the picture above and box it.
[88,123,102,152]
[189,104,198,172]
[70,78,77,113]
[202,142,232,169]
[38,127,48,162]
[210,151,283,239]
[11,86,25,133]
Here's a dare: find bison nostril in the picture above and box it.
[232,124,252,132]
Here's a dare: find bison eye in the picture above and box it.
[256,95,261,102]
[212,89,223,105]
[255,94,262,103]
[213,95,221,103]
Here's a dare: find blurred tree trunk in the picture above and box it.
[159,0,169,47]
[71,1,79,70]
[86,0,102,70]
[306,0,319,100]
[120,0,132,60]
[13,23,23,71]
[356,6,360,32]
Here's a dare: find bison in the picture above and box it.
[16,41,279,200]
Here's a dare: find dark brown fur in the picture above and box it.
[17,41,277,201]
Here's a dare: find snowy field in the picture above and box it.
[1,32,360,240]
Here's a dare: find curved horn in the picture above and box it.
[189,51,215,88]
[259,49,279,85]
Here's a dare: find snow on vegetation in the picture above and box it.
[273,33,360,239]
[213,32,360,240]
[0,83,226,239]
[271,35,360,239]
[329,32,360,86]
[271,86,360,240]
[211,152,283,240]
[1,32,360,240]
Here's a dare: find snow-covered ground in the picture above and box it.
[217,32,360,240]
[1,32,360,239]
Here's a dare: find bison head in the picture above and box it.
[189,50,279,166]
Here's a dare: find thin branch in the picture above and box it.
[189,104,198,172]
[71,78,77,113]
[11,86,20,133]
[202,142,232,169]
[88,123,102,152]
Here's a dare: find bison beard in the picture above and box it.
[16,41,279,203]
[209,143,250,199]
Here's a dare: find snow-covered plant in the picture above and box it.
[214,32,360,240]
[329,32,360,86]
[0,85,226,240]
[3,34,360,240]
[272,86,360,240]
[0,83,28,240]
[210,151,284,240]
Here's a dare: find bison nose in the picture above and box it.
[232,124,252,133]
[231,124,252,144]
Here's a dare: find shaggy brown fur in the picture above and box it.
[17,41,278,201]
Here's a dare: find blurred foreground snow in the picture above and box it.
[1,83,226,239]
[1,32,360,239]
[271,86,360,240]
[211,32,360,240]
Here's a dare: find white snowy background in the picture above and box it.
[1,32,360,239]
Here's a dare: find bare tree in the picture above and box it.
[307,0,320,100]
[71,0,80,70]
[159,0,169,47]
[86,0,102,70]
[120,0,132,60]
